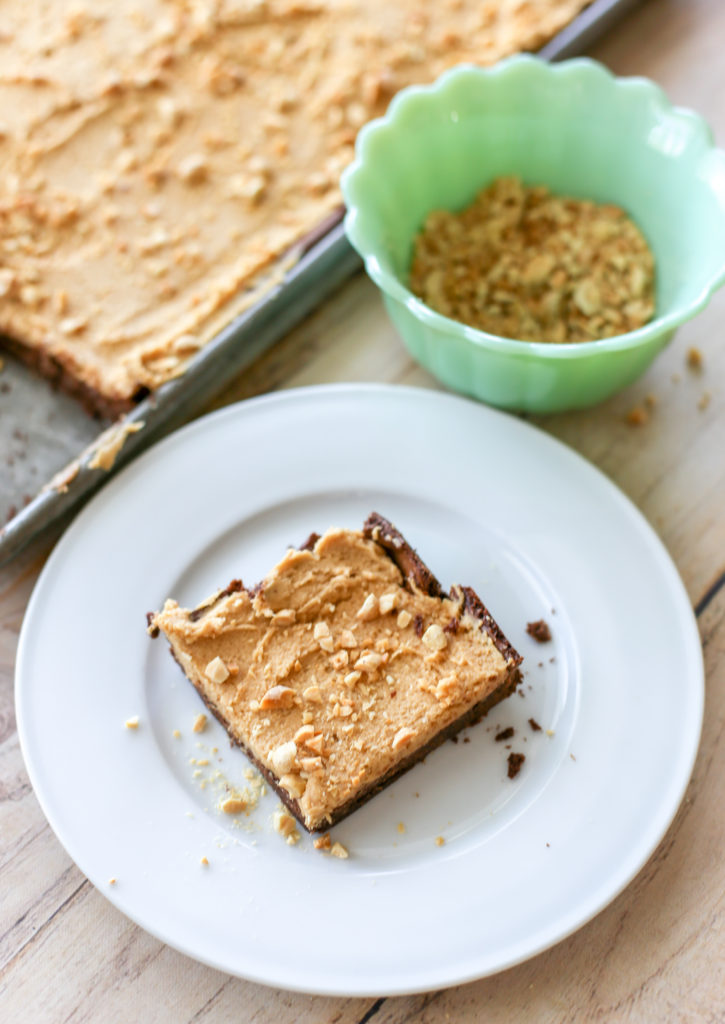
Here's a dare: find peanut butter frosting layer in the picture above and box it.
[151,520,522,830]
[0,0,589,408]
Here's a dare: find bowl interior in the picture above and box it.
[355,62,725,324]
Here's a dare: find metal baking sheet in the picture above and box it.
[0,0,642,565]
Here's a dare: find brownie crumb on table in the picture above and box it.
[626,405,649,427]
[686,346,704,371]
[507,752,526,779]
[495,727,515,742]
[526,619,552,643]
[528,717,542,732]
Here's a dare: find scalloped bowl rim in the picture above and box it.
[341,56,725,360]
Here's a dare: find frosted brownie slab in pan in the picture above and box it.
[0,0,595,411]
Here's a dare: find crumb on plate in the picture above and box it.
[507,752,526,779]
[526,619,552,643]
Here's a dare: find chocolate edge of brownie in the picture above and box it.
[363,511,444,598]
[363,512,522,668]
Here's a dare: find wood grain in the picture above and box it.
[2,0,725,1020]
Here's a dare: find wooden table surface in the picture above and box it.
[2,1,725,1020]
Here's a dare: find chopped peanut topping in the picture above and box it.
[355,651,383,671]
[435,675,459,700]
[379,592,399,614]
[410,176,655,344]
[205,656,230,684]
[338,629,357,649]
[294,724,316,745]
[269,740,297,775]
[313,621,334,653]
[272,608,297,626]
[356,594,379,621]
[392,726,416,750]
[178,152,208,183]
[260,685,297,710]
[280,773,307,799]
[306,733,326,755]
[422,624,447,651]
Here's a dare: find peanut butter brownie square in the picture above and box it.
[150,513,522,831]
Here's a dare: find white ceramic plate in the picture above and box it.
[16,385,703,996]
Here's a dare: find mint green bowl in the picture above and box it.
[341,57,725,413]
